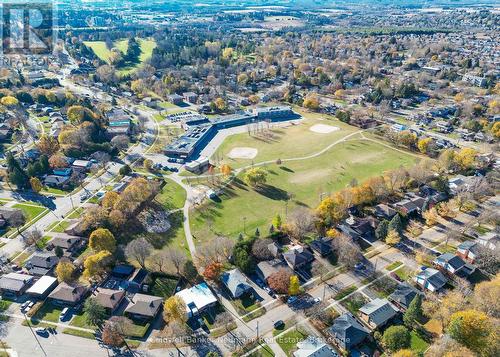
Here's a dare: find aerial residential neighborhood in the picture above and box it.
[0,0,498,356]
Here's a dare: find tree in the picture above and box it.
[233,247,254,274]
[37,135,60,156]
[89,228,116,253]
[101,191,120,210]
[335,235,361,269]
[417,137,433,154]
[382,325,411,352]
[55,246,64,258]
[447,309,492,354]
[102,325,123,347]
[203,262,223,281]
[403,294,423,326]
[268,269,292,294]
[375,220,389,240]
[473,245,500,276]
[303,93,320,109]
[272,214,282,230]
[288,275,300,296]
[454,148,478,171]
[426,335,474,357]
[48,154,68,168]
[287,208,316,241]
[111,135,129,151]
[163,296,187,323]
[119,164,132,176]
[214,97,226,111]
[423,208,439,226]
[163,249,187,276]
[9,210,26,234]
[125,238,153,268]
[220,164,232,177]
[385,229,401,246]
[388,214,403,234]
[252,238,274,261]
[55,259,76,283]
[143,159,154,171]
[29,177,43,193]
[244,168,267,188]
[125,37,141,63]
[83,298,107,328]
[392,350,415,357]
[83,250,112,279]
[472,275,500,318]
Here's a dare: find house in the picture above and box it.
[293,336,339,357]
[327,313,369,352]
[44,175,71,188]
[358,298,398,329]
[256,260,293,283]
[309,237,334,257]
[185,157,210,174]
[124,293,163,321]
[477,232,499,251]
[26,276,58,298]
[52,168,72,177]
[433,253,475,277]
[283,246,314,270]
[339,216,377,241]
[0,273,34,297]
[167,94,184,105]
[25,252,59,276]
[462,73,487,87]
[176,282,218,318]
[48,235,82,254]
[183,92,198,104]
[267,242,281,258]
[220,269,253,299]
[111,264,135,279]
[388,283,421,311]
[94,288,126,313]
[72,160,92,172]
[415,267,447,292]
[393,194,426,216]
[457,241,480,263]
[373,204,397,220]
[448,175,472,195]
[48,282,88,306]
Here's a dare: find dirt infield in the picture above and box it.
[227,147,258,159]
[309,124,340,134]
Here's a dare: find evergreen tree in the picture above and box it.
[6,153,29,188]
[403,294,423,327]
[375,220,389,240]
[389,214,403,235]
[126,38,141,63]
[255,228,260,237]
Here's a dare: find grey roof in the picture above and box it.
[49,236,81,250]
[48,282,87,303]
[417,268,447,290]
[388,283,420,310]
[328,313,369,350]
[435,253,465,271]
[359,298,398,327]
[0,273,34,292]
[95,288,125,310]
[220,269,252,298]
[283,247,314,268]
[27,252,59,269]
[124,293,163,317]
[257,260,292,281]
[374,204,397,219]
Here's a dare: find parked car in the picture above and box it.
[273,320,285,329]
[35,327,49,337]
[287,296,298,305]
[60,307,70,321]
[313,297,322,304]
[354,263,365,270]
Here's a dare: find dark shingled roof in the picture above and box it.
[327,313,369,350]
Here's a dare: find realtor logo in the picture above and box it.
[1,1,54,55]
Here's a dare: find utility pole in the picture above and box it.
[23,313,47,357]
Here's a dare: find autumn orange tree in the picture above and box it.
[203,262,223,281]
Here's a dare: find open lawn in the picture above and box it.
[31,302,63,323]
[150,125,184,153]
[13,203,47,221]
[155,178,186,210]
[193,138,418,243]
[341,293,368,314]
[84,38,156,75]
[410,330,429,354]
[150,275,179,298]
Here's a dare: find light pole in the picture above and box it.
[22,312,47,357]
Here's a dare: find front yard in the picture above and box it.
[275,328,309,356]
[31,302,63,323]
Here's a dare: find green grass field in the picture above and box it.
[275,329,308,356]
[155,178,187,210]
[84,38,156,75]
[12,203,47,221]
[192,138,418,243]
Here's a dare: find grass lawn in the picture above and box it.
[31,302,63,323]
[0,300,12,311]
[69,311,100,330]
[410,330,429,354]
[150,276,179,298]
[435,244,457,254]
[370,276,399,298]
[393,266,413,282]
[155,178,187,210]
[11,251,32,266]
[47,220,71,233]
[275,329,308,356]
[124,321,150,338]
[385,261,403,271]
[84,38,156,75]
[62,328,95,340]
[67,208,84,219]
[35,236,51,250]
[341,293,369,314]
[13,203,47,221]
[192,138,418,243]
[333,285,358,301]
[248,344,275,357]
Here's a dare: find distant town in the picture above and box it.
[0,1,498,357]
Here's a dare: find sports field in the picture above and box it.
[212,113,358,169]
[191,136,420,243]
[84,38,156,74]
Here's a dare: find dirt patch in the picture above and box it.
[309,124,340,134]
[289,168,332,184]
[228,147,258,159]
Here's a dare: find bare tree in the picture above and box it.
[165,249,188,276]
[334,235,361,269]
[288,207,316,241]
[9,210,26,235]
[21,228,43,248]
[474,246,500,276]
[251,238,274,261]
[195,236,234,266]
[111,135,130,152]
[149,251,169,273]
[125,238,153,268]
